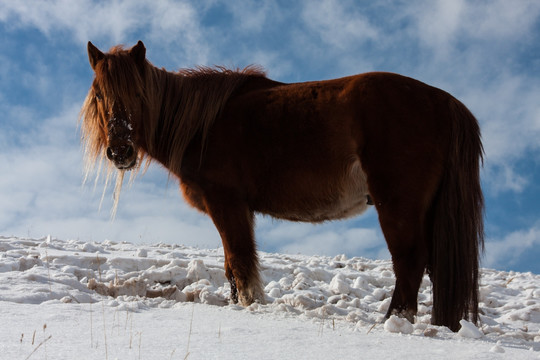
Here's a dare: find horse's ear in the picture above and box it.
[130,40,146,66]
[87,42,105,71]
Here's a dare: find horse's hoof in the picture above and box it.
[387,308,416,324]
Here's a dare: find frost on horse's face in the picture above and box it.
[104,100,137,171]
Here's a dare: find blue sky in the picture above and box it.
[1,0,539,273]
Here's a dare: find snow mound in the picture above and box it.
[384,315,413,334]
[490,341,506,353]
[458,319,484,339]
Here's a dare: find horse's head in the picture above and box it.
[83,41,147,171]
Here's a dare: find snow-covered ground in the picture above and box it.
[1,236,539,359]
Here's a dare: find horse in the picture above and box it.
[80,40,484,332]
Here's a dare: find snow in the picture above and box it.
[1,236,539,359]
[384,315,414,334]
[458,319,484,339]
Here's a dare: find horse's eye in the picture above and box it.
[95,93,102,101]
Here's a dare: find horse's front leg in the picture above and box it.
[204,190,265,306]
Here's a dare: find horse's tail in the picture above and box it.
[429,97,484,332]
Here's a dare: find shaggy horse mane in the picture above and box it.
[80,44,266,214]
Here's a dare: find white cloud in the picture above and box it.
[222,0,281,32]
[301,0,379,50]
[274,226,388,261]
[462,73,540,162]
[407,0,466,58]
[483,165,529,195]
[458,72,540,194]
[0,0,209,63]
[484,226,540,270]
[0,102,220,248]
[1,1,126,42]
[0,141,222,247]
[406,0,540,59]
[461,1,540,40]
[255,214,388,261]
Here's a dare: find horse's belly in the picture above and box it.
[303,192,370,222]
[264,158,371,222]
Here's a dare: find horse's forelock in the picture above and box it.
[93,53,146,111]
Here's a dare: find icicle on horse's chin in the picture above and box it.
[82,124,132,219]
[80,40,484,332]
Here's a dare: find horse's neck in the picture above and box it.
[155,69,185,123]
[143,67,228,174]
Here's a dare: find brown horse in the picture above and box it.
[81,41,484,331]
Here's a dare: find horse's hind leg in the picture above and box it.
[203,190,265,306]
[377,203,429,323]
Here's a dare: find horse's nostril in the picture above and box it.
[106,147,114,160]
[125,145,134,159]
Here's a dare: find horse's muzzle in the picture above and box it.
[106,143,136,170]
